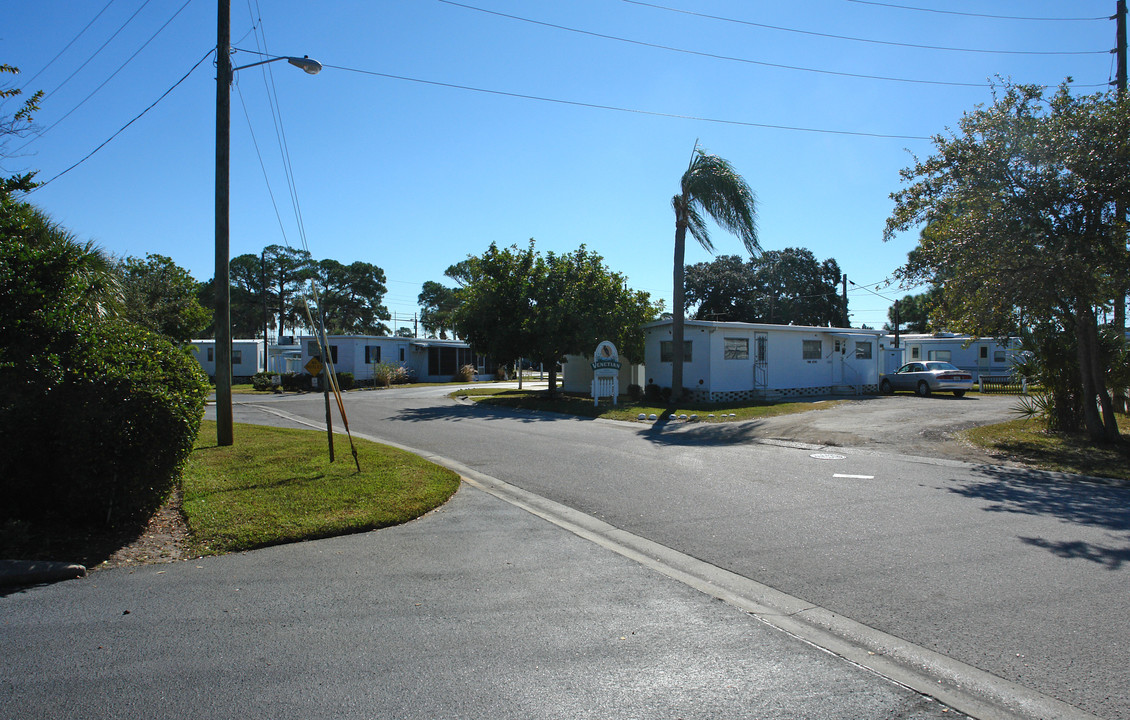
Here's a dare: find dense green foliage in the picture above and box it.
[885,83,1129,441]
[203,244,392,338]
[1,193,209,528]
[117,253,210,343]
[450,241,660,394]
[684,249,845,326]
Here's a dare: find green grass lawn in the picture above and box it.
[453,387,846,423]
[961,415,1130,481]
[182,420,460,555]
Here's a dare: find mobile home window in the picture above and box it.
[910,346,920,359]
[855,341,872,359]
[365,345,381,364]
[980,346,989,359]
[724,337,748,360]
[307,341,337,363]
[928,350,951,362]
[231,350,242,364]
[802,340,822,360]
[207,347,214,362]
[994,350,1006,363]
[660,340,693,363]
[399,347,405,362]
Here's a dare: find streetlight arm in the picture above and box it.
[232,55,322,75]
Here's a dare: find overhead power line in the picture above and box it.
[325,63,931,140]
[30,48,213,190]
[19,0,119,91]
[16,0,194,151]
[622,0,1110,55]
[845,1,1109,22]
[440,0,1001,88]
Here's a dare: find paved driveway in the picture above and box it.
[745,393,1022,463]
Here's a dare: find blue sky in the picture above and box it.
[3,0,1120,331]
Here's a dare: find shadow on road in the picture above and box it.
[950,466,1130,569]
[637,418,765,447]
[391,402,582,425]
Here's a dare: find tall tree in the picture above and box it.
[451,241,659,394]
[117,254,210,343]
[314,259,390,334]
[684,249,844,326]
[419,259,475,339]
[885,82,1129,441]
[670,144,759,400]
[261,244,315,338]
[451,242,537,374]
[418,280,459,339]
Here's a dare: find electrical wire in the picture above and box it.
[236,82,293,248]
[622,0,1110,55]
[323,63,932,140]
[15,0,193,152]
[29,48,212,191]
[845,1,1110,22]
[40,0,155,101]
[439,0,1000,89]
[19,0,119,92]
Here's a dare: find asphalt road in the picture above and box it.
[3,462,959,719]
[215,386,1128,719]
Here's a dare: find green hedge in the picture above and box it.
[0,320,209,527]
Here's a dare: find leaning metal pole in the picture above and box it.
[215,0,233,445]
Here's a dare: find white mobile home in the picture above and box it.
[297,335,480,383]
[188,339,265,379]
[897,333,1021,381]
[643,320,885,401]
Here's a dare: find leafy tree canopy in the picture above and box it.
[451,240,661,394]
[117,253,210,343]
[884,81,1129,440]
[684,248,845,327]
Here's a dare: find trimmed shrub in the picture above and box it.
[0,320,210,527]
[279,372,313,391]
[335,371,354,391]
[644,383,663,403]
[627,383,642,401]
[251,371,273,391]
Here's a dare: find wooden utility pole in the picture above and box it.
[841,273,849,327]
[215,0,233,446]
[1114,0,1127,333]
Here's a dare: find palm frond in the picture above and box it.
[684,205,713,254]
[681,149,760,256]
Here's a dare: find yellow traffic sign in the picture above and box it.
[304,356,324,377]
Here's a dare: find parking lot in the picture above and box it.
[746,393,1022,463]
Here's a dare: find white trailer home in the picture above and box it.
[643,320,885,401]
[896,333,1021,382]
[188,339,265,380]
[296,335,480,383]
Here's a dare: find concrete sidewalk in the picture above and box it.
[1,483,958,720]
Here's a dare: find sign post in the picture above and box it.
[590,341,622,406]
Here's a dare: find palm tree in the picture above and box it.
[670,143,759,401]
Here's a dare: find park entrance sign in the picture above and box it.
[591,340,621,406]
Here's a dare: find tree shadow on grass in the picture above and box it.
[951,466,1130,569]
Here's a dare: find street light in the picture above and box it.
[216,0,320,446]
